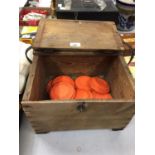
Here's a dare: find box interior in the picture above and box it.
[28,55,134,101]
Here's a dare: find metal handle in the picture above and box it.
[77,102,87,112]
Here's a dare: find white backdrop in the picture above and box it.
[20,115,135,155]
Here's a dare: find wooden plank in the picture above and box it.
[33,19,126,53]
[28,119,130,133]
[22,56,46,101]
[22,100,134,132]
[106,56,135,99]
[32,19,46,50]
[39,55,115,77]
[22,56,39,101]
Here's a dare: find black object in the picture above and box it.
[19,94,23,128]
[19,107,23,128]
[77,102,87,112]
[112,128,124,131]
[56,0,119,24]
[25,46,33,64]
[24,0,32,7]
[123,41,135,65]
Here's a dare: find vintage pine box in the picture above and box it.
[22,19,135,133]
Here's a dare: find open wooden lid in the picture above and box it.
[33,19,131,55]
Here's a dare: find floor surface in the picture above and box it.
[20,114,135,155]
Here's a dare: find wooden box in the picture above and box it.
[22,19,135,133]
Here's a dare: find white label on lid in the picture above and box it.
[70,42,81,48]
[58,4,62,8]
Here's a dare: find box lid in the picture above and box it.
[33,19,131,55]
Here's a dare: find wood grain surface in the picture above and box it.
[33,19,126,52]
[22,100,134,133]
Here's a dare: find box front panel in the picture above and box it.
[22,100,134,133]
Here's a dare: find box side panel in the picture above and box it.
[41,55,115,77]
[22,55,47,101]
[106,56,135,99]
